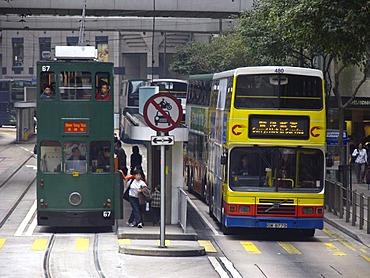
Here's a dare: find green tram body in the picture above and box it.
[36,59,123,227]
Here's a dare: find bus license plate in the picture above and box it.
[267,223,287,228]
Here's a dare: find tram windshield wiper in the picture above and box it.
[264,199,289,213]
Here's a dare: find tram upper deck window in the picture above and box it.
[90,141,111,173]
[39,72,56,100]
[59,71,92,100]
[40,141,61,172]
[64,142,87,174]
[96,73,111,101]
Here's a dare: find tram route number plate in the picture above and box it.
[267,223,287,228]
[103,211,112,218]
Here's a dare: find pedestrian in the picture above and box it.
[126,170,148,228]
[151,184,161,226]
[130,145,142,174]
[114,140,128,176]
[351,142,368,183]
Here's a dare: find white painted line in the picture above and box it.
[14,200,37,237]
[219,257,242,278]
[188,197,220,236]
[208,256,229,278]
[25,216,38,236]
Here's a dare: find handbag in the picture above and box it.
[123,180,133,202]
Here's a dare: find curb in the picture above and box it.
[119,244,206,257]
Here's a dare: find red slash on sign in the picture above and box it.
[143,93,183,133]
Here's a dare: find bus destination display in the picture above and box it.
[249,115,309,139]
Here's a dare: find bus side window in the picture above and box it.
[40,141,61,172]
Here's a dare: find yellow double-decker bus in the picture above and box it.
[206,66,326,236]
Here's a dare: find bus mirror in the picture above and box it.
[221,153,227,165]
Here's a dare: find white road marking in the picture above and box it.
[208,256,229,278]
[14,200,37,236]
[219,257,242,278]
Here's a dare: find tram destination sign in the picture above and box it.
[249,115,309,139]
[63,120,88,133]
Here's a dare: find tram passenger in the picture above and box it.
[96,82,110,100]
[68,147,86,161]
[40,85,54,99]
[66,147,86,172]
[97,147,111,172]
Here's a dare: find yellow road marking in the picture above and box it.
[277,242,302,254]
[157,240,171,246]
[325,243,346,256]
[75,238,89,251]
[0,238,6,249]
[360,254,370,263]
[198,240,217,253]
[31,238,48,251]
[240,241,261,254]
[118,239,131,245]
[323,228,357,252]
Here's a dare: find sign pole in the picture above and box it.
[142,93,183,249]
[159,131,166,248]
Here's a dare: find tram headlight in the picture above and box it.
[69,192,82,206]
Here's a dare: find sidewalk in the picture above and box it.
[324,177,370,248]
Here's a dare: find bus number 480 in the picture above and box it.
[103,211,112,218]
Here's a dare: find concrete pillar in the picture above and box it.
[169,141,184,224]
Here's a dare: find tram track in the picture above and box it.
[43,233,107,278]
[0,153,36,229]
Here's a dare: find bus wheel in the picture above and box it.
[301,229,315,237]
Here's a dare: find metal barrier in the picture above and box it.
[325,179,370,234]
[178,188,188,233]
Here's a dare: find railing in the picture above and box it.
[325,179,370,234]
[178,188,188,233]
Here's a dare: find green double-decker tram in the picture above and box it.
[36,46,122,227]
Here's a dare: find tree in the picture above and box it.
[238,0,370,164]
[170,32,251,75]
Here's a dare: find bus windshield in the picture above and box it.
[230,147,324,192]
[234,74,323,109]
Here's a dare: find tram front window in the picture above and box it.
[230,147,324,192]
[64,142,87,173]
[59,71,92,100]
[40,141,61,172]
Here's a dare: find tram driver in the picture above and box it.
[66,147,87,172]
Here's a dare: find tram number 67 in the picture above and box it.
[41,65,51,72]
[103,211,112,218]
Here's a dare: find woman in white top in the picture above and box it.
[352,143,368,183]
[127,170,148,228]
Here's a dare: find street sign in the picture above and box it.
[143,93,183,133]
[151,135,175,146]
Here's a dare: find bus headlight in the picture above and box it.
[69,192,82,206]
[302,207,314,214]
[239,205,251,213]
